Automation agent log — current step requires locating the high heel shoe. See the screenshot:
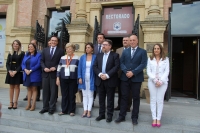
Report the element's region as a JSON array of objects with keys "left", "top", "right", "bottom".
[
  {"left": 8, "top": 102, "right": 13, "bottom": 109},
  {"left": 152, "top": 124, "right": 157, "bottom": 127},
  {"left": 30, "top": 105, "right": 35, "bottom": 111},
  {"left": 157, "top": 124, "right": 161, "bottom": 127},
  {"left": 13, "top": 102, "right": 18, "bottom": 109},
  {"left": 25, "top": 105, "right": 31, "bottom": 110}
]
